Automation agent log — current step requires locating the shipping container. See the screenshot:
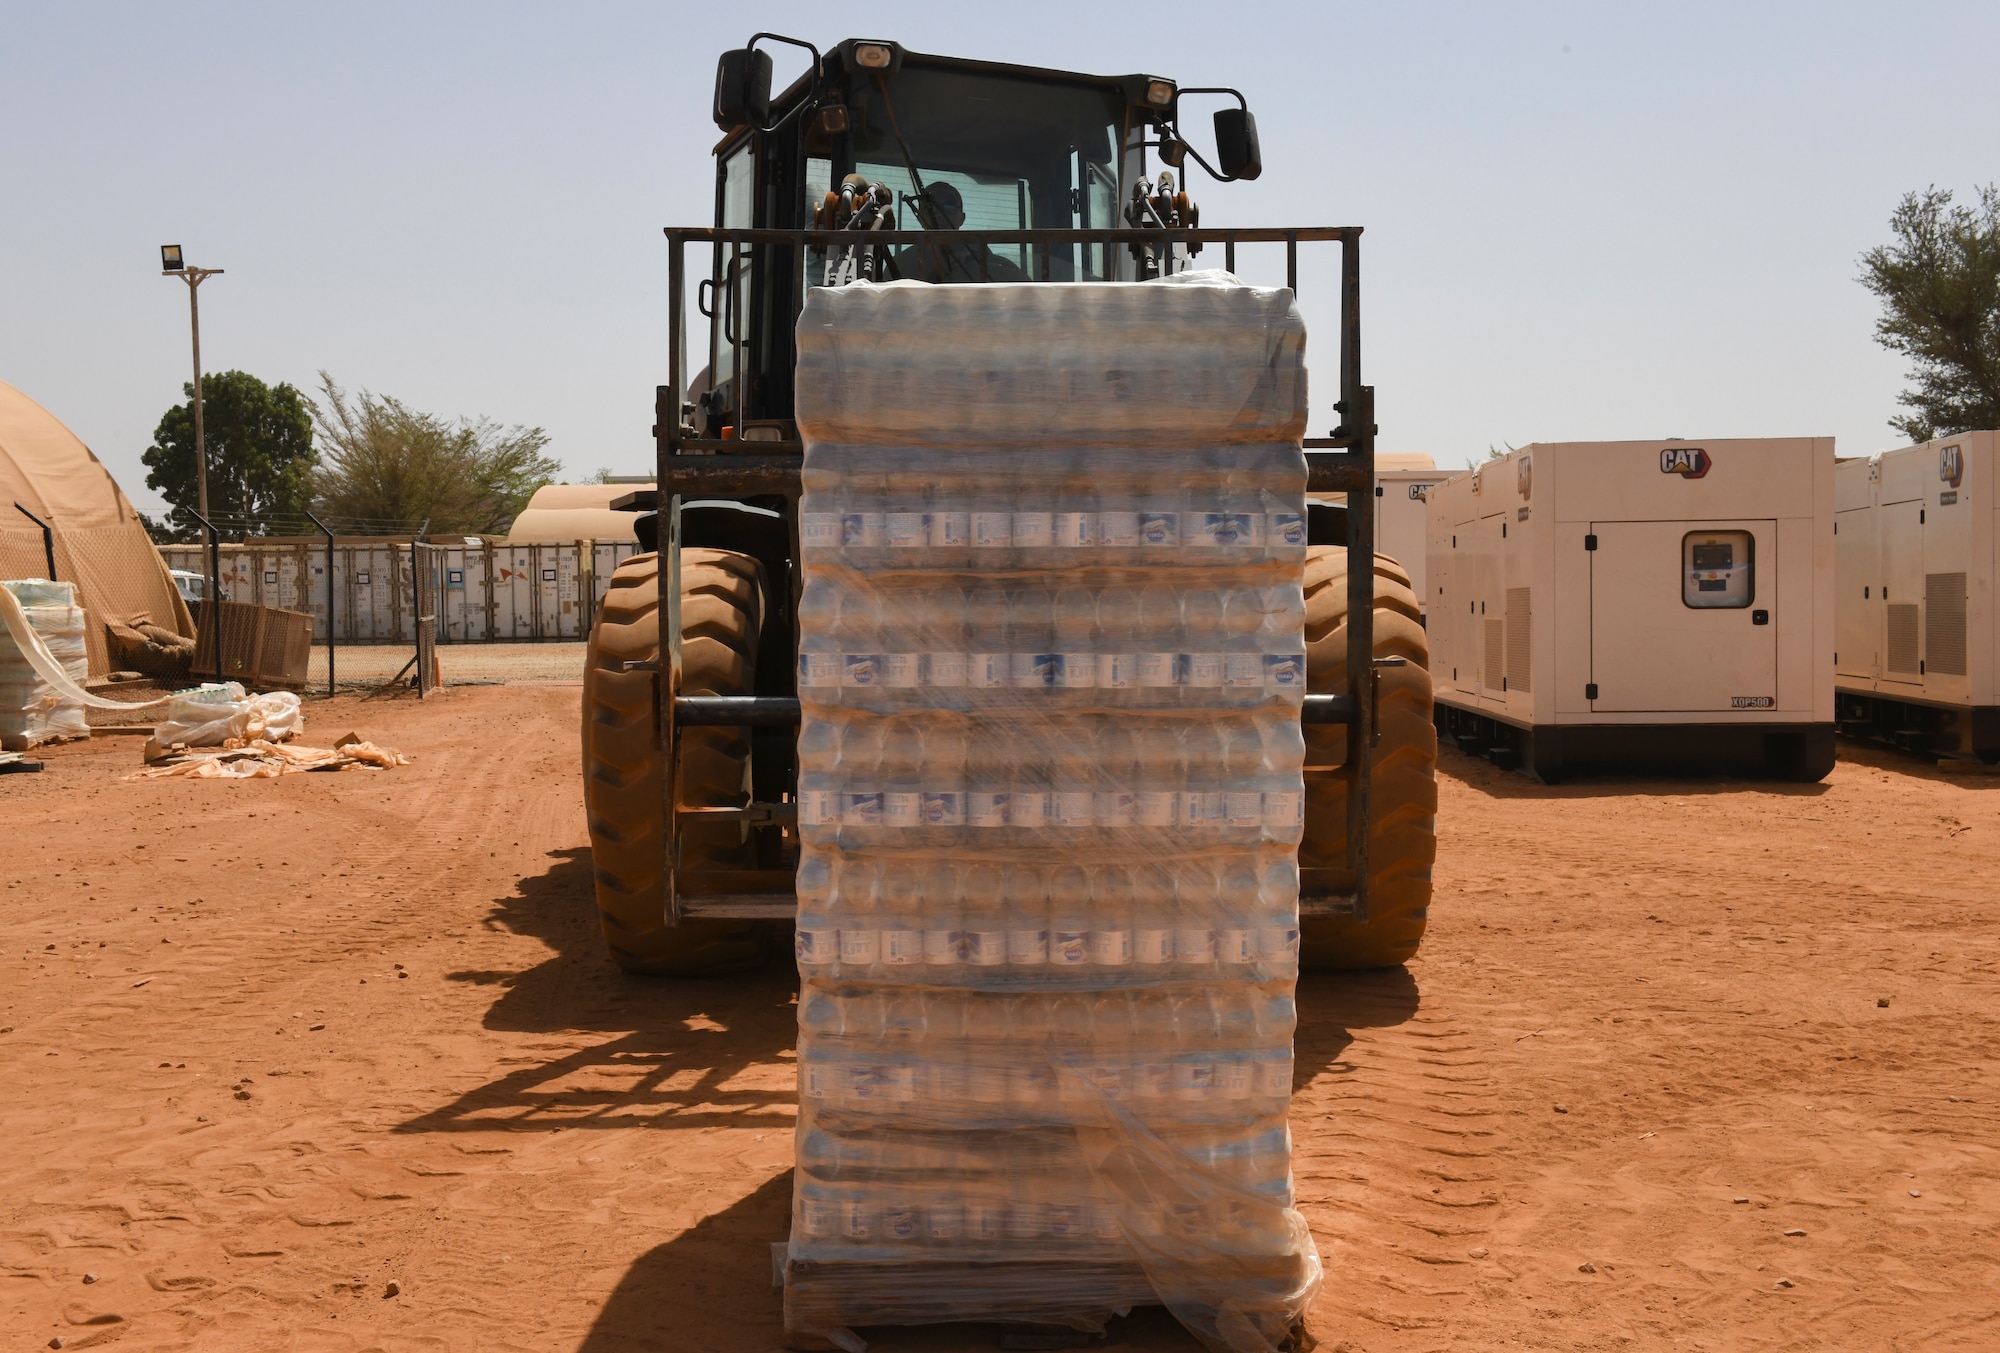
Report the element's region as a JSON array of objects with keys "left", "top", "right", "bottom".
[
  {"left": 1832, "top": 433, "right": 1998, "bottom": 762},
  {"left": 1426, "top": 438, "right": 1835, "bottom": 781},
  {"left": 1307, "top": 453, "right": 1448, "bottom": 614},
  {"left": 158, "top": 538, "right": 641, "bottom": 644}
]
